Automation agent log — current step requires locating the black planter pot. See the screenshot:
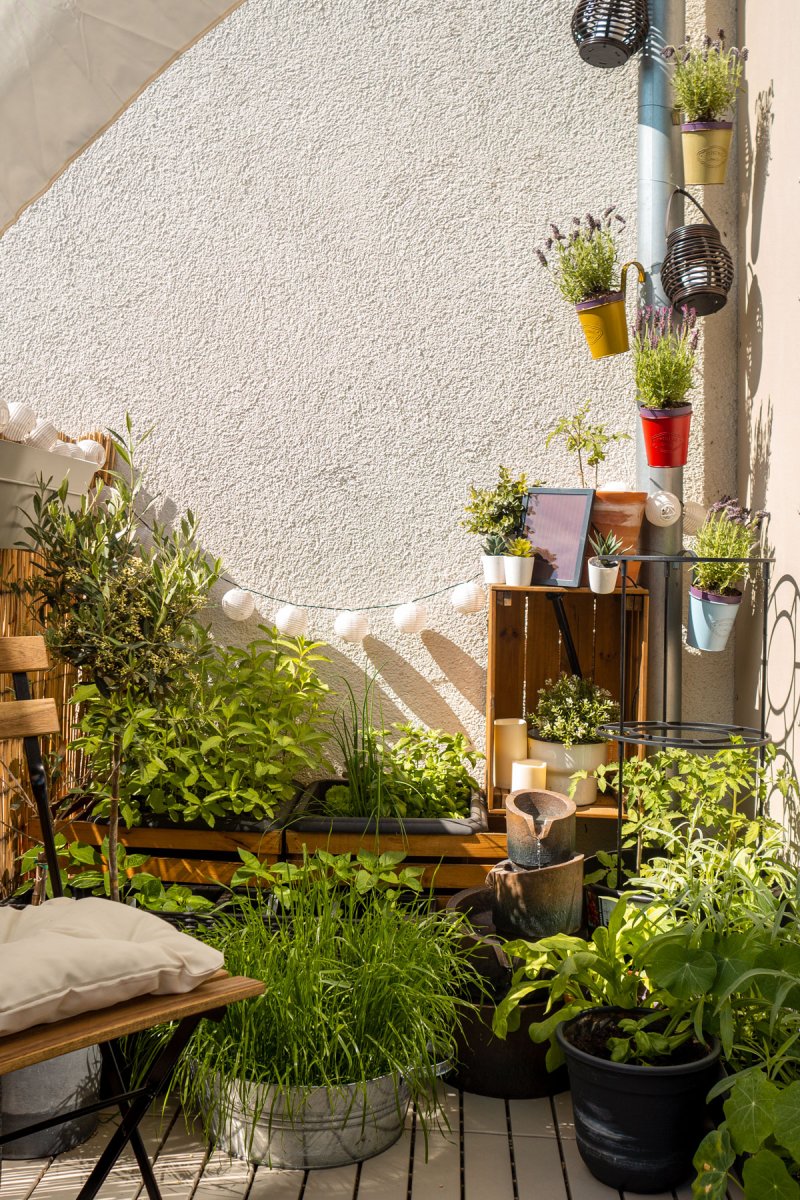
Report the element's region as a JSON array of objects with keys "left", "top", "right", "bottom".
[
  {"left": 451, "top": 999, "right": 568, "bottom": 1100},
  {"left": 557, "top": 1007, "right": 721, "bottom": 1193}
]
